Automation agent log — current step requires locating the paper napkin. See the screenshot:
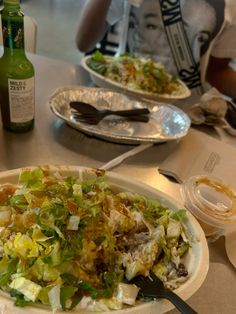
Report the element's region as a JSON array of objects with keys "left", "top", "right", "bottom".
[
  {"left": 158, "top": 128, "right": 236, "bottom": 186},
  {"left": 188, "top": 88, "right": 228, "bottom": 127}
]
